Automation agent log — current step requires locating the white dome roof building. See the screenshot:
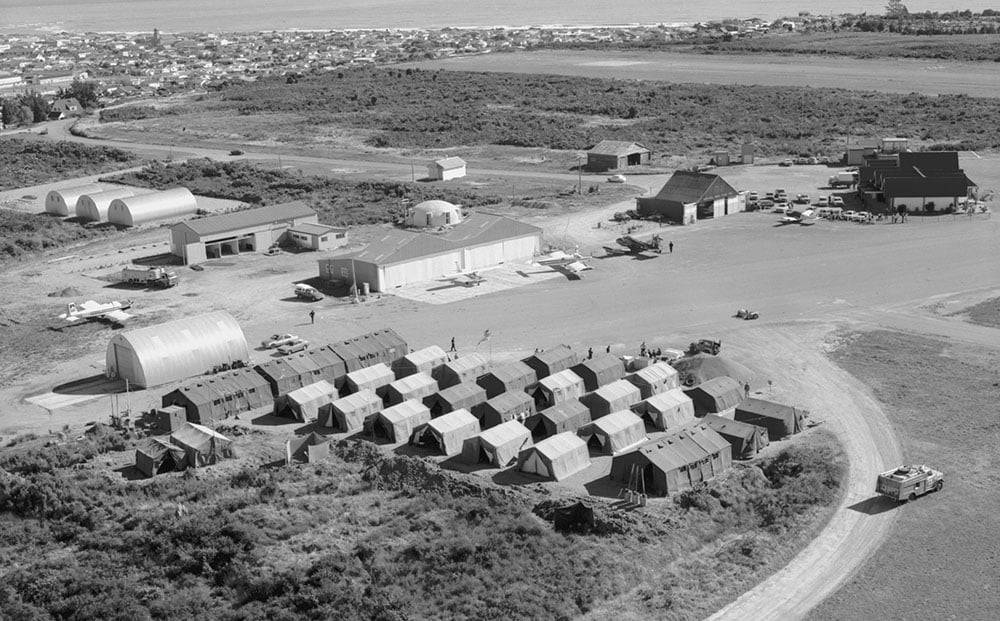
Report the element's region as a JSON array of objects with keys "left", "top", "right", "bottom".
[
  {"left": 407, "top": 200, "right": 461, "bottom": 228},
  {"left": 76, "top": 187, "right": 140, "bottom": 222},
  {"left": 45, "top": 184, "right": 104, "bottom": 216},
  {"left": 108, "top": 187, "right": 198, "bottom": 226}
]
